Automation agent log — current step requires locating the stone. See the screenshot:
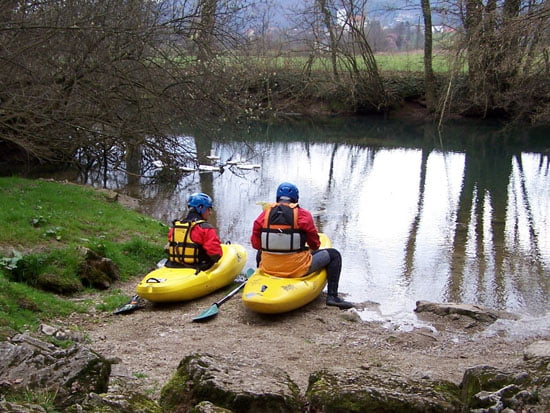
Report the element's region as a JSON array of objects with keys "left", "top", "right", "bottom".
[
  {"left": 76, "top": 247, "right": 120, "bottom": 289},
  {"left": 0, "top": 401, "right": 47, "bottom": 412},
  {"left": 39, "top": 323, "right": 86, "bottom": 343},
  {"left": 62, "top": 391, "right": 162, "bottom": 413},
  {"left": 460, "top": 365, "right": 548, "bottom": 412},
  {"left": 523, "top": 340, "right": 550, "bottom": 361},
  {"left": 192, "top": 401, "right": 234, "bottom": 413},
  {"left": 159, "top": 353, "right": 301, "bottom": 413},
  {"left": 0, "top": 334, "right": 110, "bottom": 409},
  {"left": 415, "top": 301, "right": 518, "bottom": 324},
  {"left": 306, "top": 367, "right": 461, "bottom": 412}
]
